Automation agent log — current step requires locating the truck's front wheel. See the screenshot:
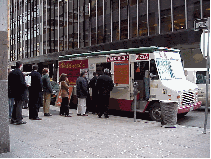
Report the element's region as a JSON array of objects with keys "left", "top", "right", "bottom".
[{"left": 149, "top": 102, "right": 161, "bottom": 122}]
